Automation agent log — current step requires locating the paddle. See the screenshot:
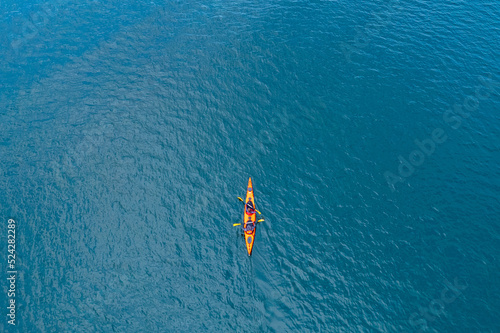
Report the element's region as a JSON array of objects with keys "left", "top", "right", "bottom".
[
  {"left": 233, "top": 219, "right": 264, "bottom": 227},
  {"left": 237, "top": 197, "right": 262, "bottom": 214}
]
